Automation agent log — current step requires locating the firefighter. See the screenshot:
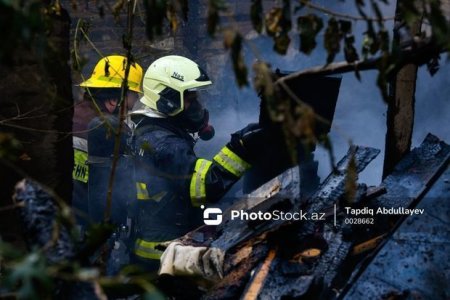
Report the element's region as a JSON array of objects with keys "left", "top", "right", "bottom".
[
  {"left": 72, "top": 55, "right": 143, "bottom": 228},
  {"left": 129, "top": 55, "right": 265, "bottom": 271}
]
